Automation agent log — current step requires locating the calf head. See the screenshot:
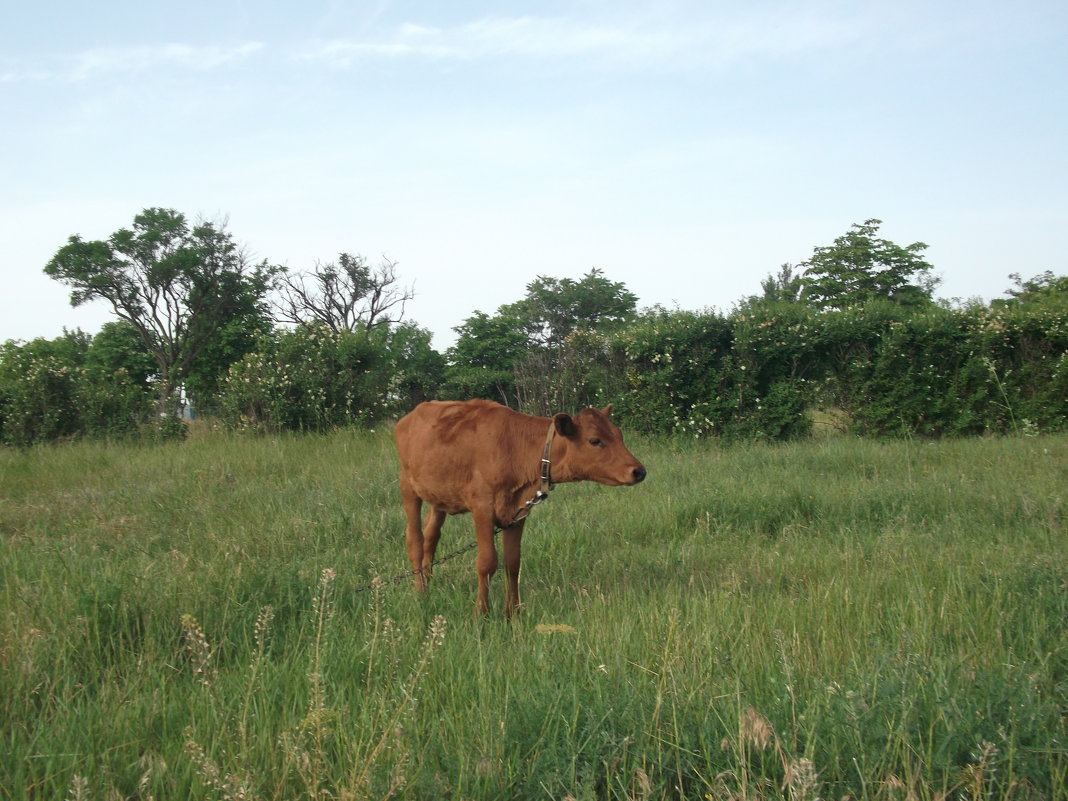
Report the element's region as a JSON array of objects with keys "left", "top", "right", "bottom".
[{"left": 553, "top": 405, "right": 646, "bottom": 487}]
